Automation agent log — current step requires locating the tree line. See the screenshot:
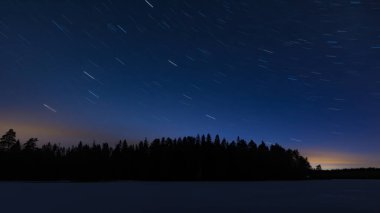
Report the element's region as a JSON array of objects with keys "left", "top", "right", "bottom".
[{"left": 0, "top": 129, "right": 312, "bottom": 181}]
